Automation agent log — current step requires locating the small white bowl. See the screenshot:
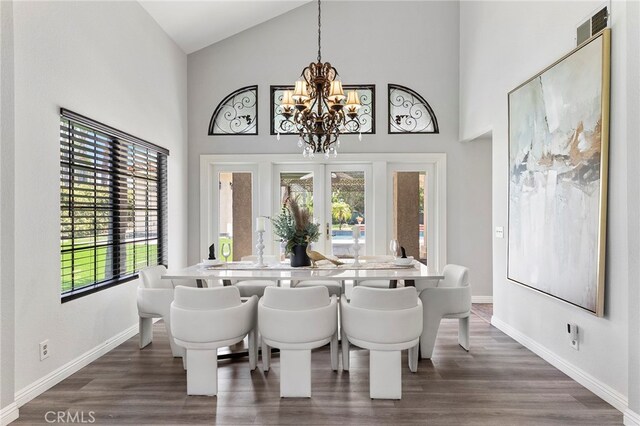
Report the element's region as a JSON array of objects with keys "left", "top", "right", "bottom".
[
  {"left": 393, "top": 257, "right": 414, "bottom": 266},
  {"left": 201, "top": 259, "right": 222, "bottom": 266}
]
